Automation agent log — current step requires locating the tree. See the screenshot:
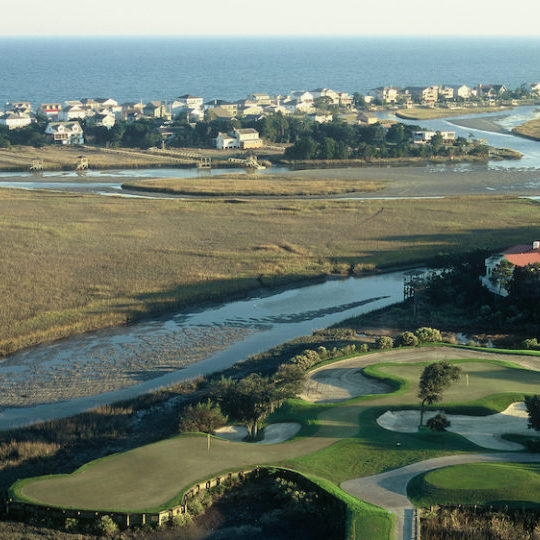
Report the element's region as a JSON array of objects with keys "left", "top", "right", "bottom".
[
  {"left": 491, "top": 259, "right": 514, "bottom": 294},
  {"left": 178, "top": 400, "right": 227, "bottom": 434},
  {"left": 212, "top": 374, "right": 280, "bottom": 440},
  {"left": 395, "top": 331, "right": 419, "bottom": 347},
  {"left": 418, "top": 360, "right": 462, "bottom": 426},
  {"left": 426, "top": 413, "right": 451, "bottom": 432},
  {"left": 525, "top": 394, "right": 540, "bottom": 431},
  {"left": 273, "top": 363, "right": 306, "bottom": 398},
  {"left": 353, "top": 92, "right": 366, "bottom": 109},
  {"left": 415, "top": 327, "right": 442, "bottom": 343},
  {"left": 375, "top": 336, "right": 394, "bottom": 350}
]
